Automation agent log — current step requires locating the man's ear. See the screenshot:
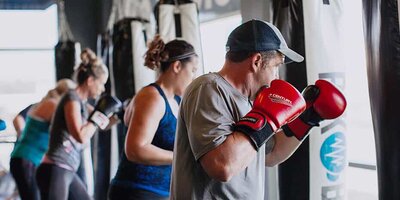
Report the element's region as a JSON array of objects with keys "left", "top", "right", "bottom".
[
  {"left": 250, "top": 53, "right": 262, "bottom": 72},
  {"left": 172, "top": 61, "right": 182, "bottom": 74}
]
